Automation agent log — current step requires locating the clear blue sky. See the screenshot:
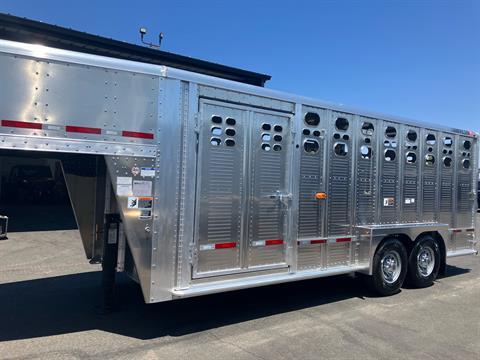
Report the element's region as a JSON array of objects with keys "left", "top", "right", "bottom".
[{"left": 1, "top": 0, "right": 479, "bottom": 133}]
